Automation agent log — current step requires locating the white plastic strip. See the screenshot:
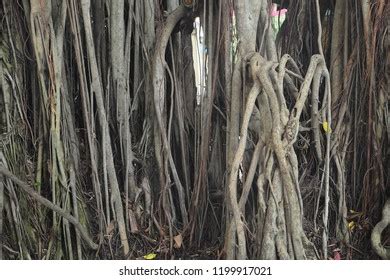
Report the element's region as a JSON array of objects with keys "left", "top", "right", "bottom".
[{"left": 0, "top": 260, "right": 388, "bottom": 280}]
